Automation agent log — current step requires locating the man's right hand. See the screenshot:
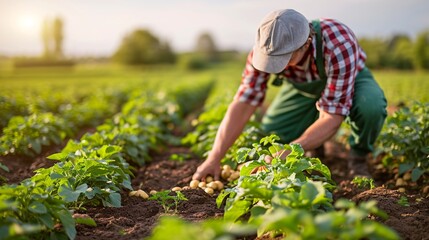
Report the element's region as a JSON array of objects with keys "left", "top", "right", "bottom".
[{"left": 192, "top": 160, "right": 221, "bottom": 181}]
